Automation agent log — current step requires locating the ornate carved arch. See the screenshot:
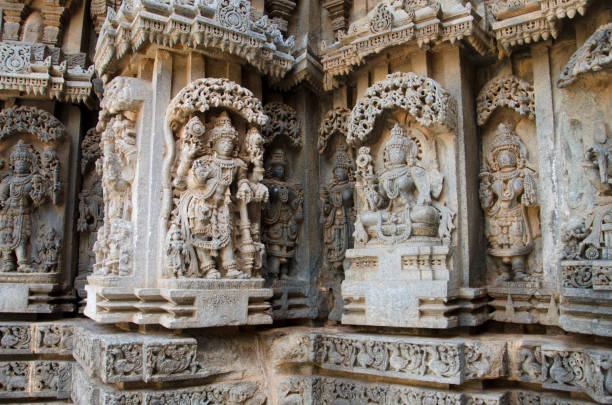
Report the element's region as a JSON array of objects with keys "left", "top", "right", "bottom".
[
  {"left": 162, "top": 78, "right": 267, "bottom": 226},
  {"left": 318, "top": 107, "right": 350, "bottom": 154},
  {"left": 262, "top": 102, "right": 302, "bottom": 148},
  {"left": 347, "top": 73, "right": 457, "bottom": 145},
  {"left": 476, "top": 75, "right": 535, "bottom": 126},
  {"left": 0, "top": 106, "right": 65, "bottom": 142},
  {"left": 558, "top": 23, "right": 612, "bottom": 88}
]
